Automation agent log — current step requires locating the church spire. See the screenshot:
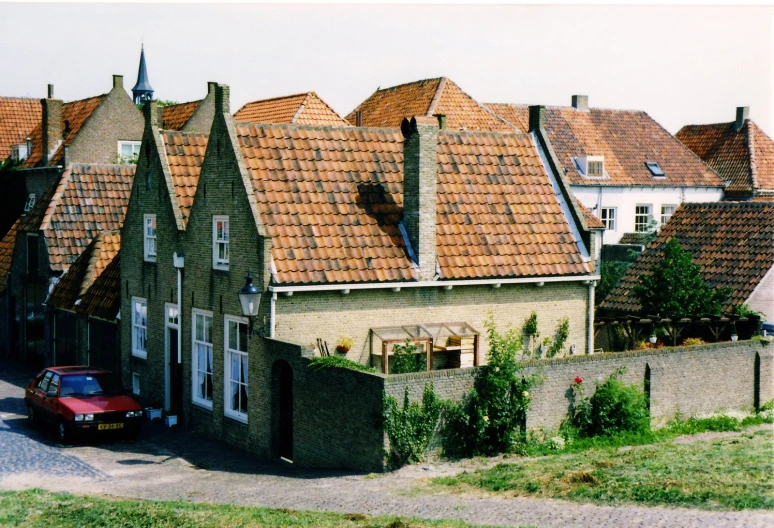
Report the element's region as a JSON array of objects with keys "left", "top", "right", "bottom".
[{"left": 132, "top": 45, "right": 154, "bottom": 104}]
